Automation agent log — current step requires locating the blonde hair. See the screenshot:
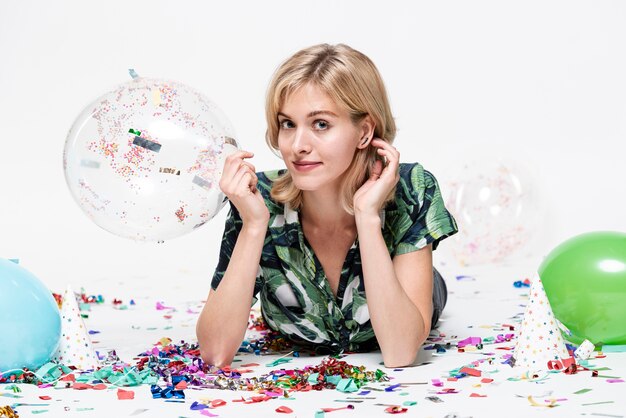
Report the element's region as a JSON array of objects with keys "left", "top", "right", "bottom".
[{"left": 265, "top": 43, "right": 397, "bottom": 214}]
